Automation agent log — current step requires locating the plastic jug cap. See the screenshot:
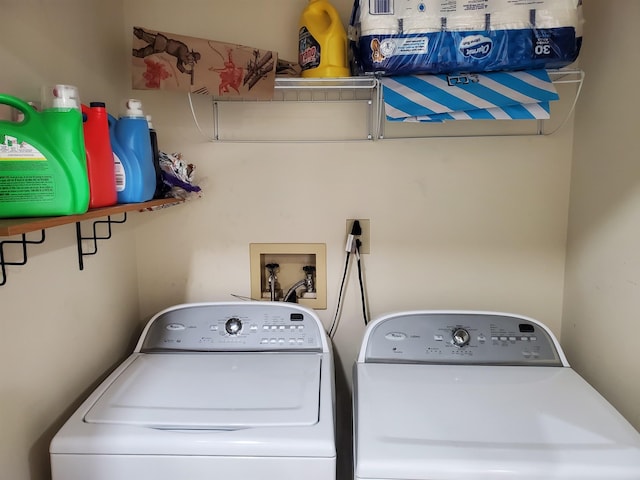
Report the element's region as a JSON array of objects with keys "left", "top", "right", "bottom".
[
  {"left": 125, "top": 99, "right": 144, "bottom": 117},
  {"left": 43, "top": 84, "right": 80, "bottom": 110}
]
